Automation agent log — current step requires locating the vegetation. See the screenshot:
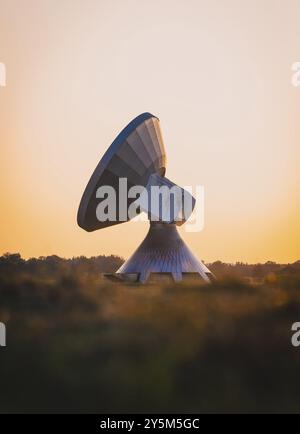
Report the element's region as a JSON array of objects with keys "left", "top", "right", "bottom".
[{"left": 0, "top": 253, "right": 300, "bottom": 413}]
